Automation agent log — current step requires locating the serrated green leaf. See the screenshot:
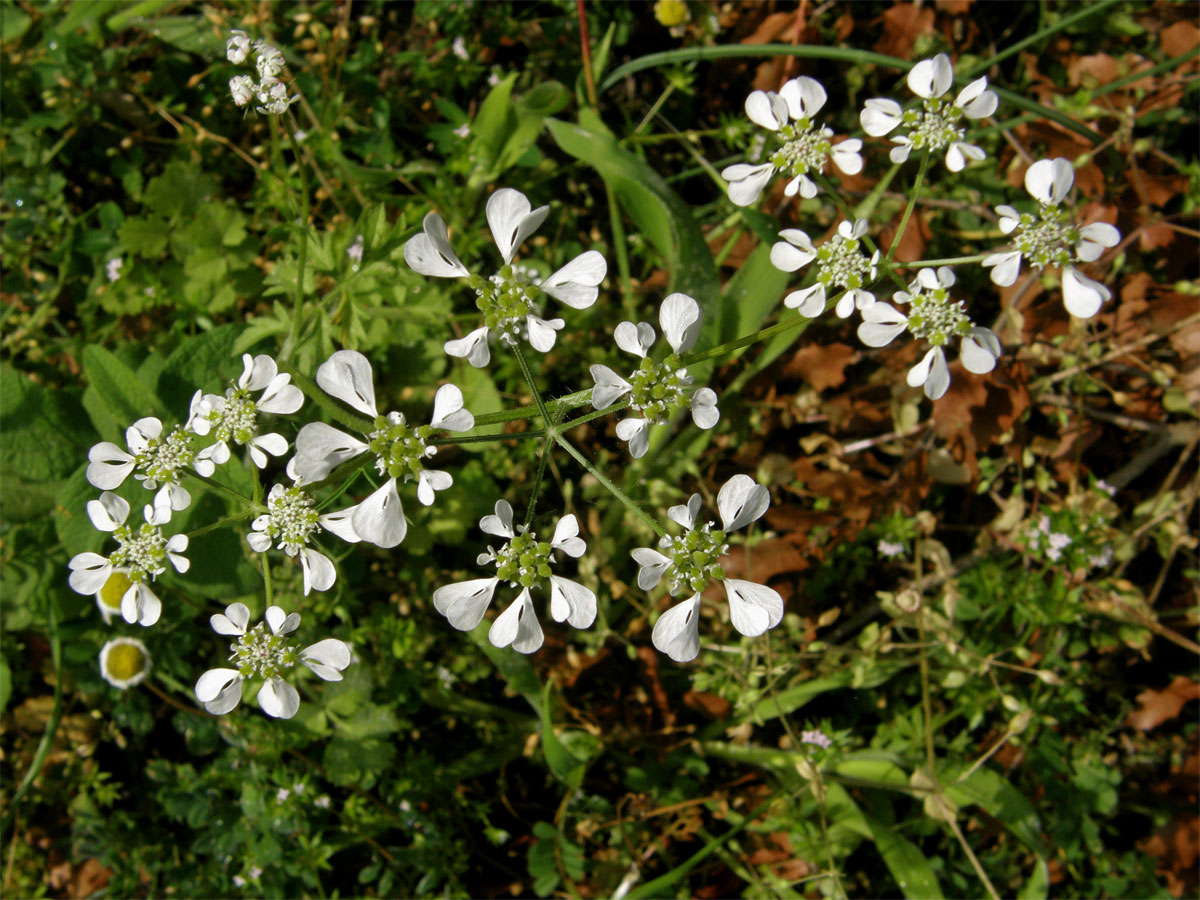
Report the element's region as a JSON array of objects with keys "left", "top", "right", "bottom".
[
  {"left": 54, "top": 464, "right": 108, "bottom": 555},
  {"left": 119, "top": 216, "right": 168, "bottom": 258},
  {"left": 322, "top": 736, "right": 395, "bottom": 789},
  {"left": 82, "top": 345, "right": 166, "bottom": 438}
]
